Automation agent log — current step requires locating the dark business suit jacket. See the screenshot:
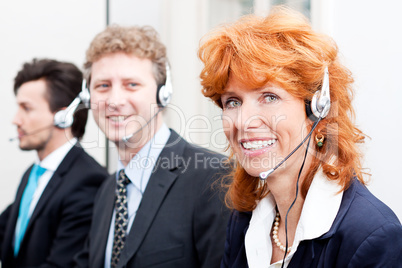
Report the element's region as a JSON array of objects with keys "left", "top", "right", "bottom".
[
  {"left": 222, "top": 179, "right": 402, "bottom": 268},
  {"left": 0, "top": 144, "right": 108, "bottom": 268},
  {"left": 74, "top": 130, "right": 230, "bottom": 268}
]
